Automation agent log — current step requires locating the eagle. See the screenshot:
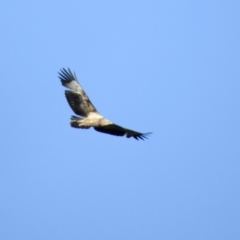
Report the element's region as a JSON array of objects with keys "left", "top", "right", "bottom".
[{"left": 59, "top": 68, "right": 151, "bottom": 140}]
